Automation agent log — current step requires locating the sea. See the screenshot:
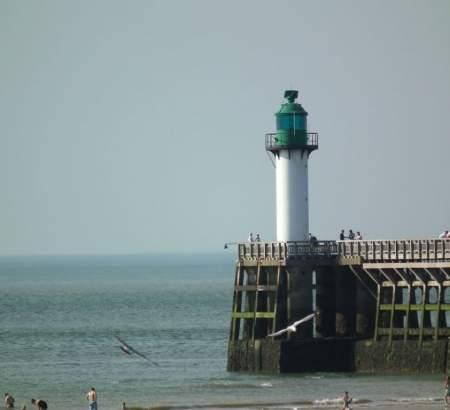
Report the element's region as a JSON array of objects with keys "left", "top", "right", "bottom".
[{"left": 0, "top": 253, "right": 445, "bottom": 410}]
